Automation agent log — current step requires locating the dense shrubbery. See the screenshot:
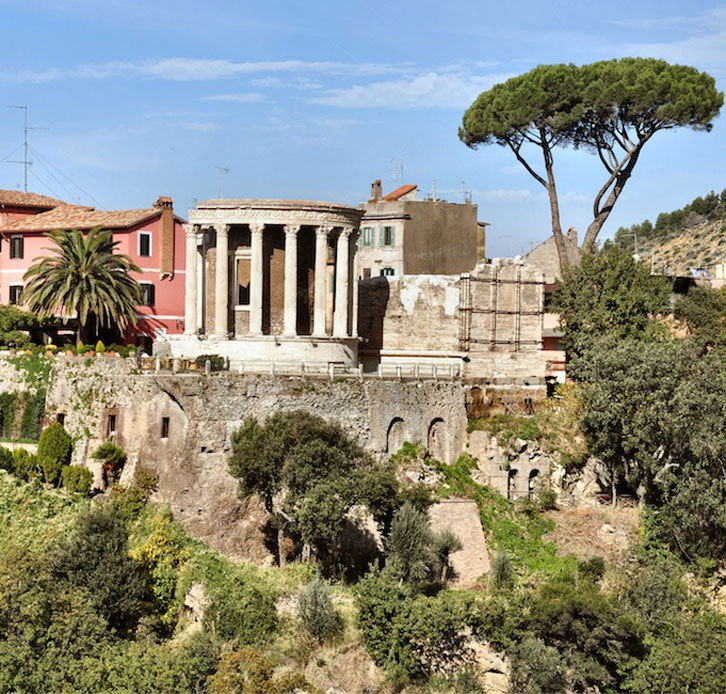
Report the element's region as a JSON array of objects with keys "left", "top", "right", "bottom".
[
  {"left": 296, "top": 577, "right": 342, "bottom": 642},
  {"left": 229, "top": 410, "right": 399, "bottom": 571},
  {"left": 356, "top": 567, "right": 471, "bottom": 684}
]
